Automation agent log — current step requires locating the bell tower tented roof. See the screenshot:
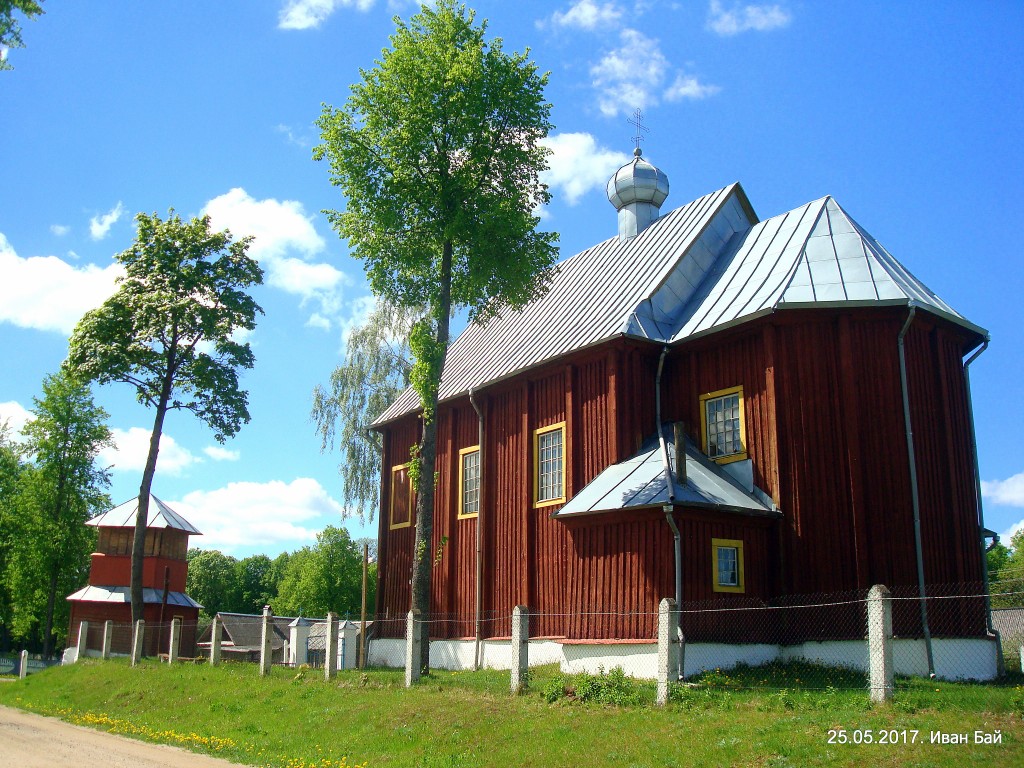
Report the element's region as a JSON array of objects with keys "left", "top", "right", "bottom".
[{"left": 87, "top": 494, "right": 201, "bottom": 535}]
